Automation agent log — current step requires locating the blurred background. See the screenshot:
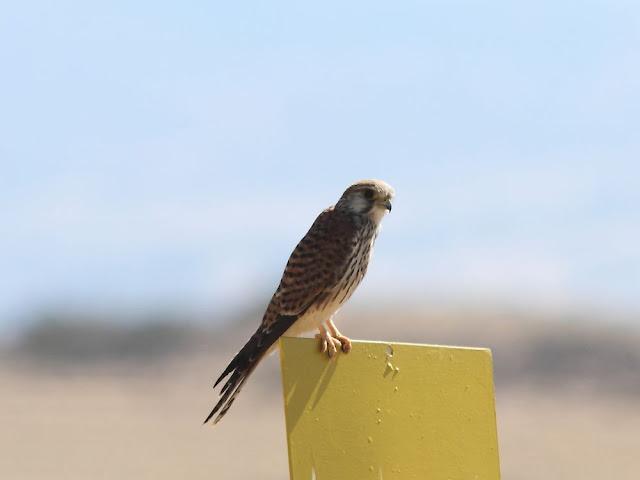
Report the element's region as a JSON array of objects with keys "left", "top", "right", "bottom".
[{"left": 1, "top": 1, "right": 639, "bottom": 478}]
